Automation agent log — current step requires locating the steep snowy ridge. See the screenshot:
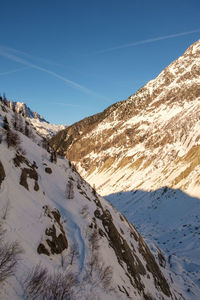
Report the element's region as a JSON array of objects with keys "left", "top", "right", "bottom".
[
  {"left": 6, "top": 100, "right": 65, "bottom": 138},
  {"left": 0, "top": 100, "right": 182, "bottom": 299}
]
